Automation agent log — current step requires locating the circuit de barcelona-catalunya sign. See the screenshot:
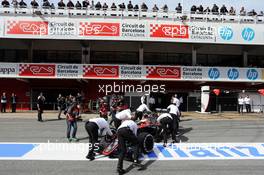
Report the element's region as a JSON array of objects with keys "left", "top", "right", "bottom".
[{"left": 0, "top": 63, "right": 264, "bottom": 82}]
